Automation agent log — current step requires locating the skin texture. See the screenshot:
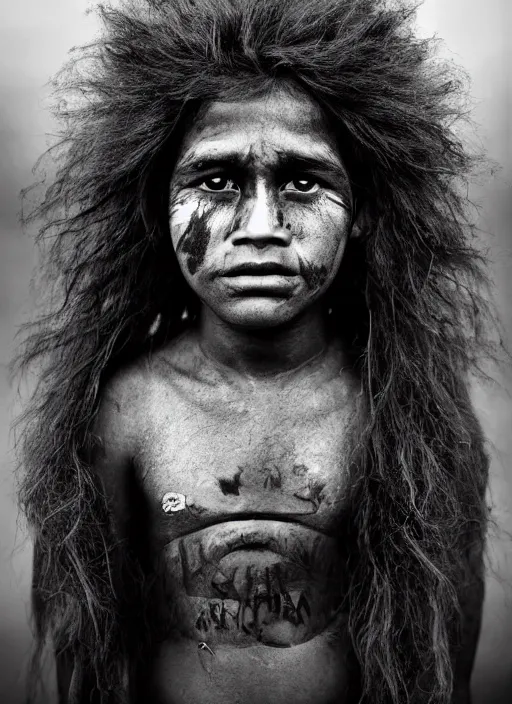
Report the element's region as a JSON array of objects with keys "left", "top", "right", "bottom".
[
  {"left": 168, "top": 88, "right": 355, "bottom": 334},
  {"left": 18, "top": 3, "right": 490, "bottom": 703},
  {"left": 95, "top": 331, "right": 360, "bottom": 704},
  {"left": 58, "top": 86, "right": 483, "bottom": 704},
  {"left": 82, "top": 88, "right": 364, "bottom": 703}
]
